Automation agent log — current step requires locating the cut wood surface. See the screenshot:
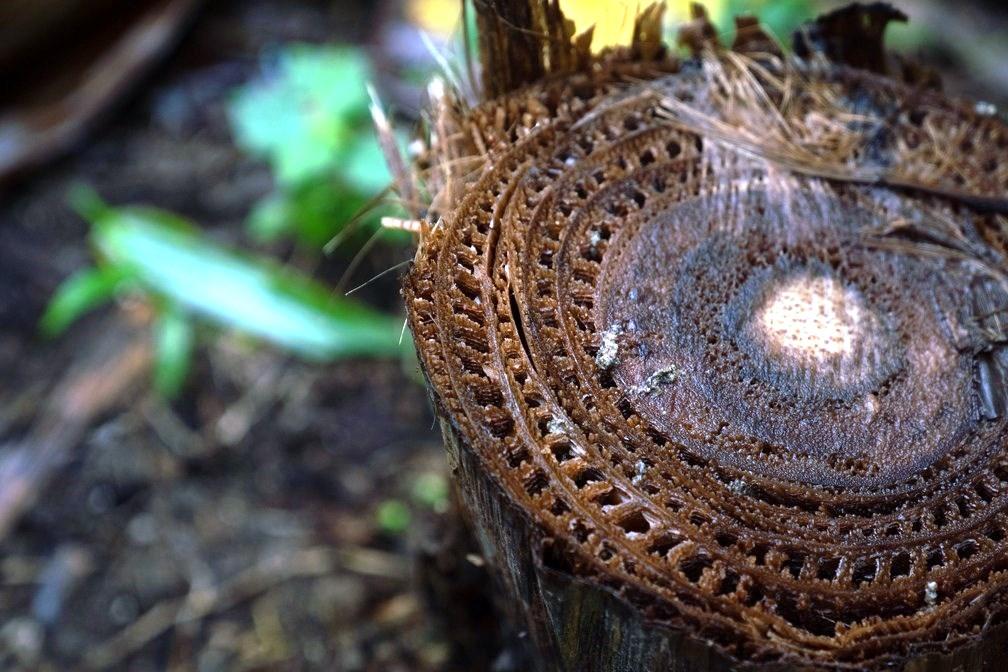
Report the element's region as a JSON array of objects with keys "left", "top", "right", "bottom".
[{"left": 405, "top": 2, "right": 1008, "bottom": 670}]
